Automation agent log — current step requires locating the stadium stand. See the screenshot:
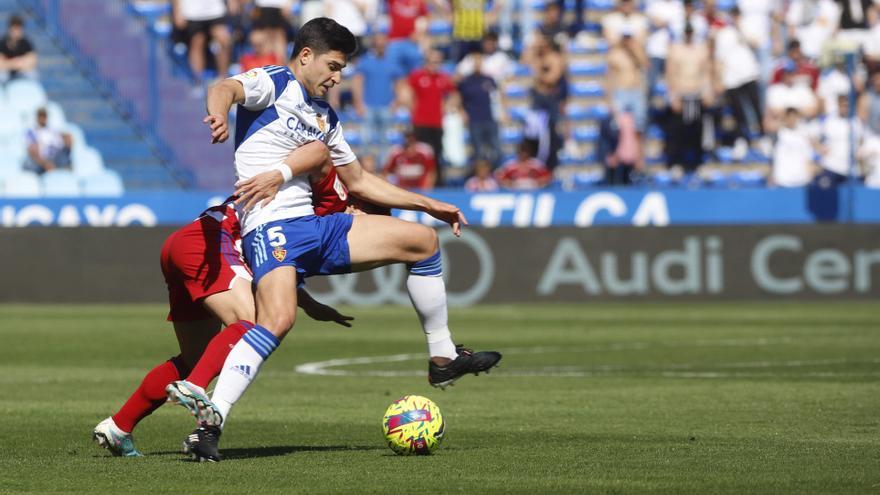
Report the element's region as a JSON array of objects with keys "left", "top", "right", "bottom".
[{"left": 2, "top": 0, "right": 875, "bottom": 192}]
